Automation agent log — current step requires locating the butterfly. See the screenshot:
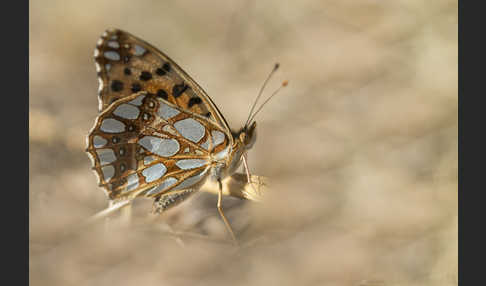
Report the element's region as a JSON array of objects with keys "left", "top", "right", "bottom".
[{"left": 86, "top": 29, "right": 285, "bottom": 241}]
